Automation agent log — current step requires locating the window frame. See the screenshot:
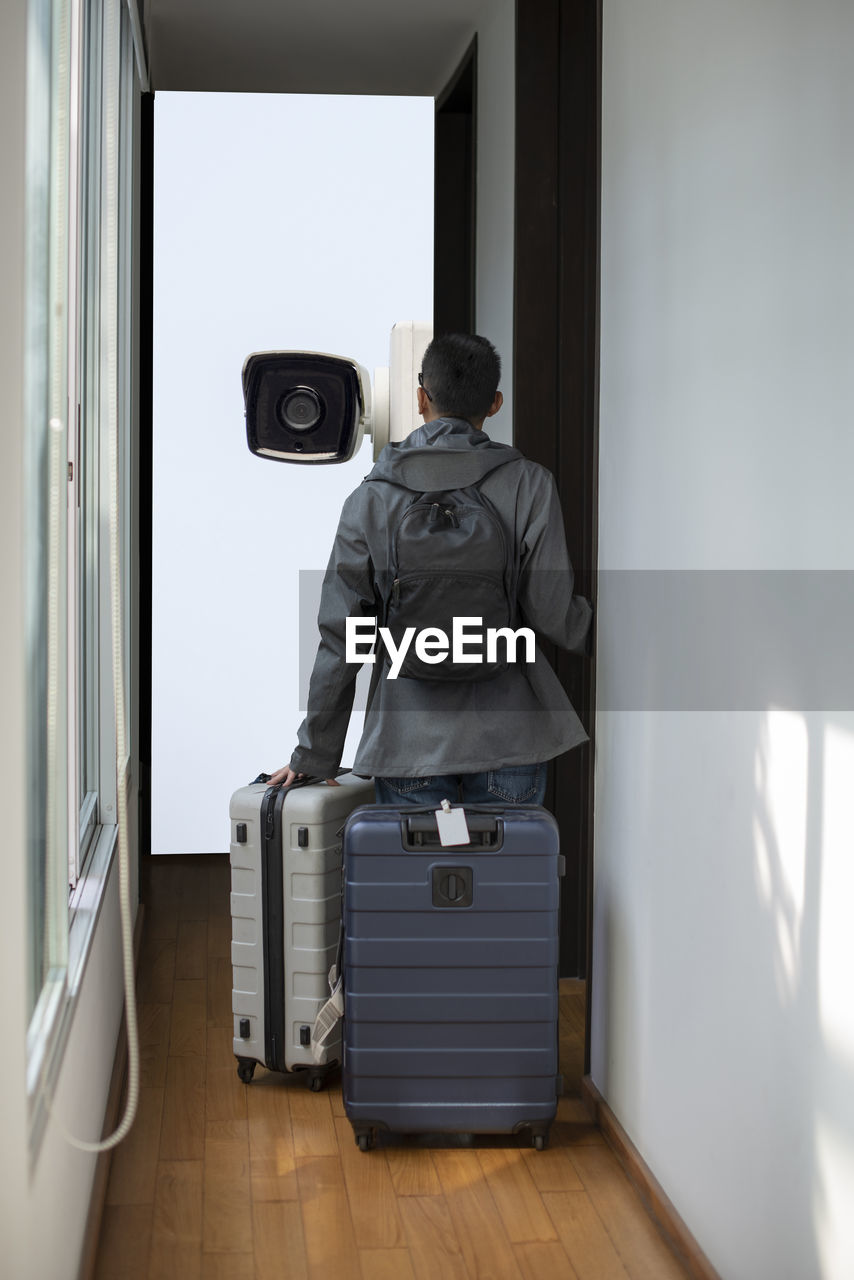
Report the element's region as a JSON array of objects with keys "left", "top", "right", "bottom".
[{"left": 26, "top": 0, "right": 138, "bottom": 1159}]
